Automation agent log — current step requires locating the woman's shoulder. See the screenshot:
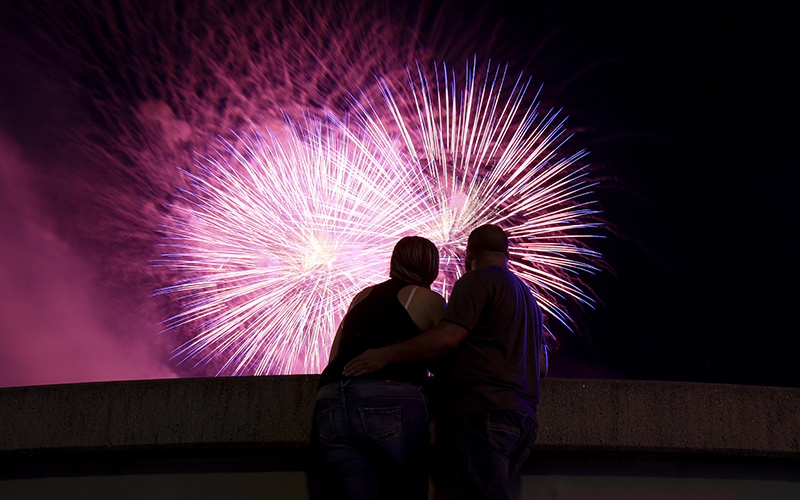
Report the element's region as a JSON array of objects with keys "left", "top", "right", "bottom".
[
  {"left": 416, "top": 286, "right": 445, "bottom": 302},
  {"left": 414, "top": 287, "right": 446, "bottom": 312},
  {"left": 413, "top": 287, "right": 446, "bottom": 329}
]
